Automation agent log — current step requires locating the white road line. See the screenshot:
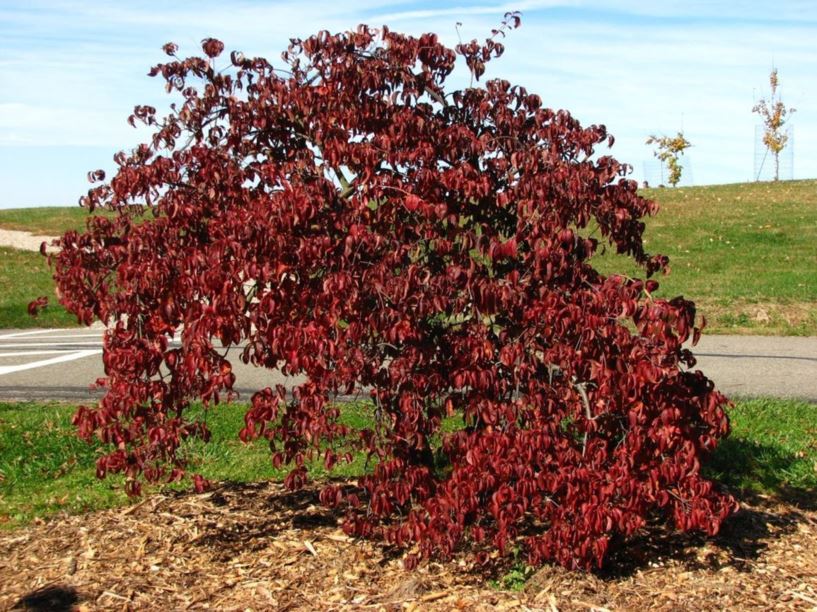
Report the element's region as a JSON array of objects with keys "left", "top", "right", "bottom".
[
  {"left": 0, "top": 350, "right": 86, "bottom": 357},
  {"left": 6, "top": 333, "right": 104, "bottom": 339},
  {"left": 0, "top": 329, "right": 78, "bottom": 339},
  {"left": 0, "top": 349, "right": 102, "bottom": 376},
  {"left": 0, "top": 342, "right": 104, "bottom": 348},
  {"left": 0, "top": 341, "right": 181, "bottom": 347}
]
